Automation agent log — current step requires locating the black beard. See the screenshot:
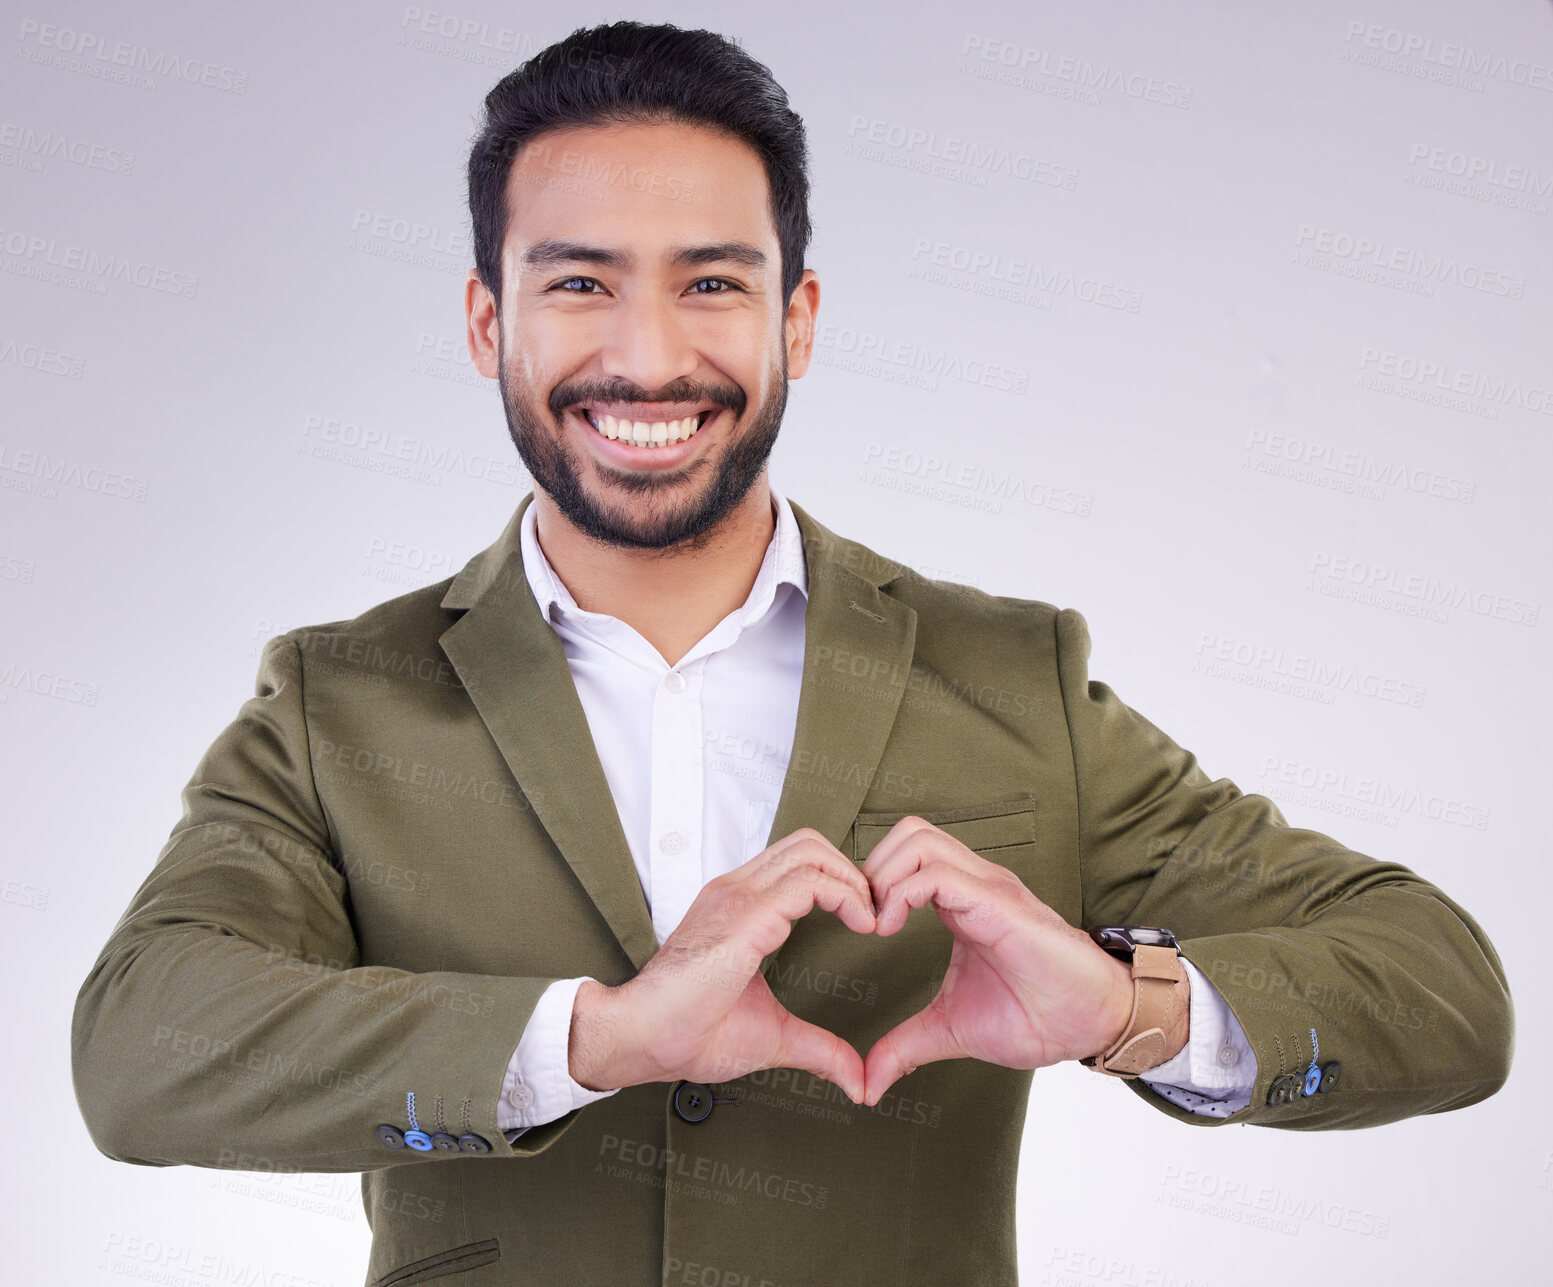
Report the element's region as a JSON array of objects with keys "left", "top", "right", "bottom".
[{"left": 498, "top": 344, "right": 788, "bottom": 553}]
